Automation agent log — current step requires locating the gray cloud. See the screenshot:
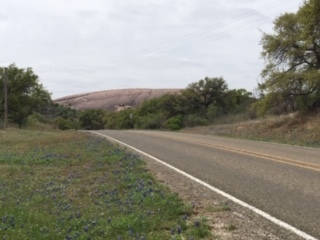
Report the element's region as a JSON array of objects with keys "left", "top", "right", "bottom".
[
  {"left": 0, "top": 0, "right": 301, "bottom": 98},
  {"left": 0, "top": 12, "right": 7, "bottom": 21}
]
